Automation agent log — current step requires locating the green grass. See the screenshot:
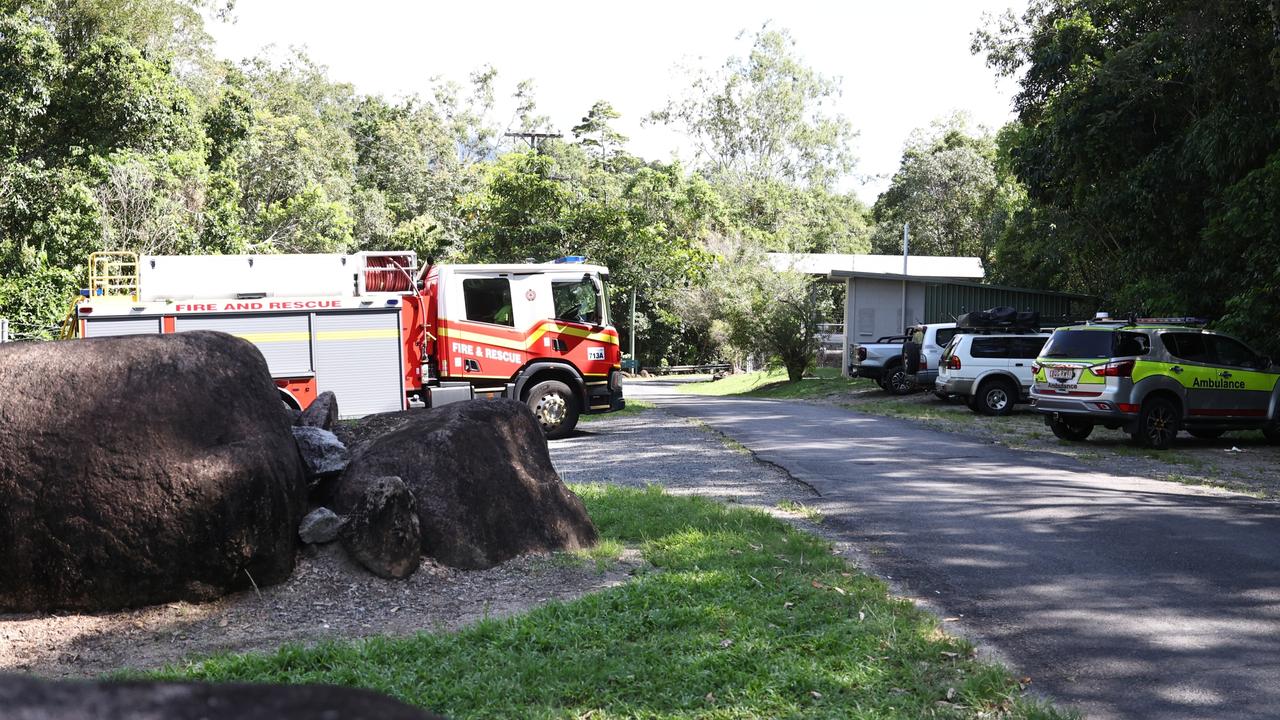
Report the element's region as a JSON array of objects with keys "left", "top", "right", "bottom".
[
  {"left": 543, "top": 538, "right": 629, "bottom": 573},
  {"left": 685, "top": 367, "right": 876, "bottom": 399},
  {"left": 845, "top": 398, "right": 956, "bottom": 423},
  {"left": 1161, "top": 473, "right": 1265, "bottom": 498},
  {"left": 581, "top": 399, "right": 656, "bottom": 422},
  {"left": 776, "top": 499, "right": 824, "bottom": 523},
  {"left": 142, "top": 485, "right": 1067, "bottom": 719}
]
